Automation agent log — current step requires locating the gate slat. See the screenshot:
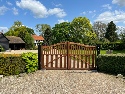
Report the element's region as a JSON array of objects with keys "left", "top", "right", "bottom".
[
  {"left": 81, "top": 55, "right": 83, "bottom": 68},
  {"left": 55, "top": 55, "right": 58, "bottom": 68},
  {"left": 77, "top": 55, "right": 79, "bottom": 68},
  {"left": 60, "top": 55, "right": 62, "bottom": 68},
  {"left": 85, "top": 55, "right": 87, "bottom": 68},
  {"left": 73, "top": 55, "right": 75, "bottom": 68},
  {"left": 46, "top": 55, "right": 49, "bottom": 67},
  {"left": 51, "top": 55, "right": 53, "bottom": 67}
]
